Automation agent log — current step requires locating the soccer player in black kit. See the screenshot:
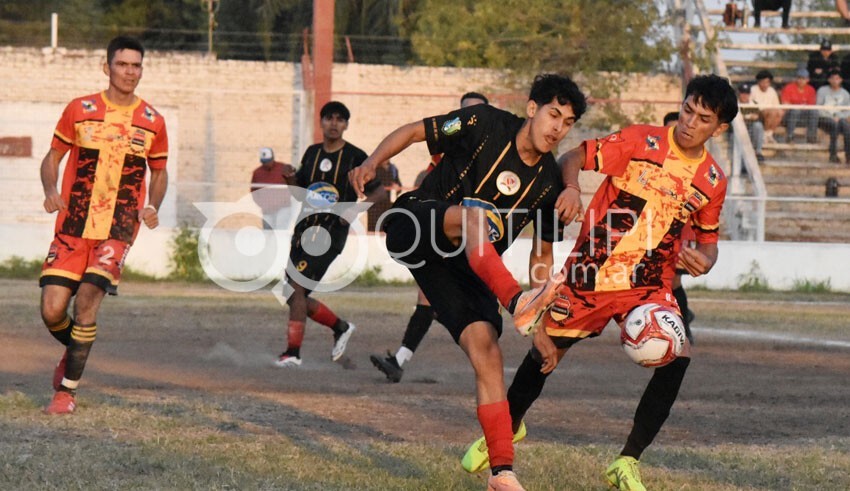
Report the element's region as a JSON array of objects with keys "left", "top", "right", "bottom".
[
  {"left": 350, "top": 74, "right": 586, "bottom": 491},
  {"left": 275, "top": 101, "right": 367, "bottom": 367}
]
